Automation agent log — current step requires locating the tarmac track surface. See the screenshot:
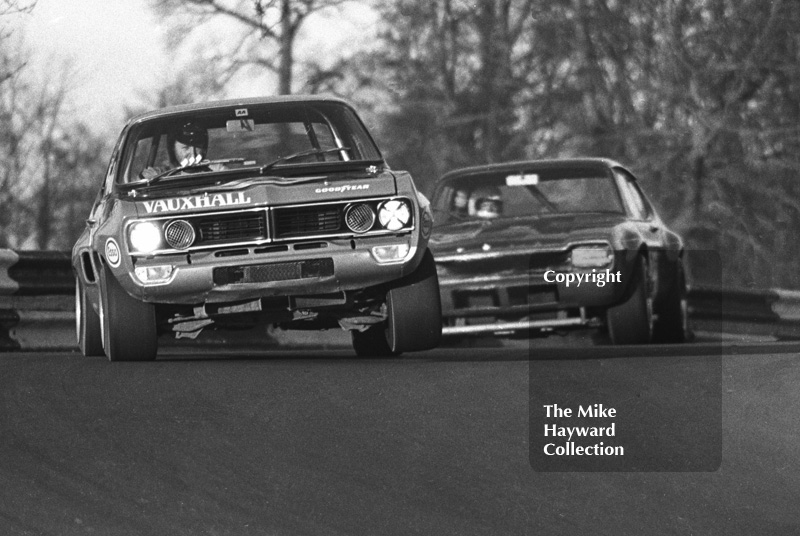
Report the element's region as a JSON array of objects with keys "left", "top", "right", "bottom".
[{"left": 1, "top": 338, "right": 799, "bottom": 535}]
